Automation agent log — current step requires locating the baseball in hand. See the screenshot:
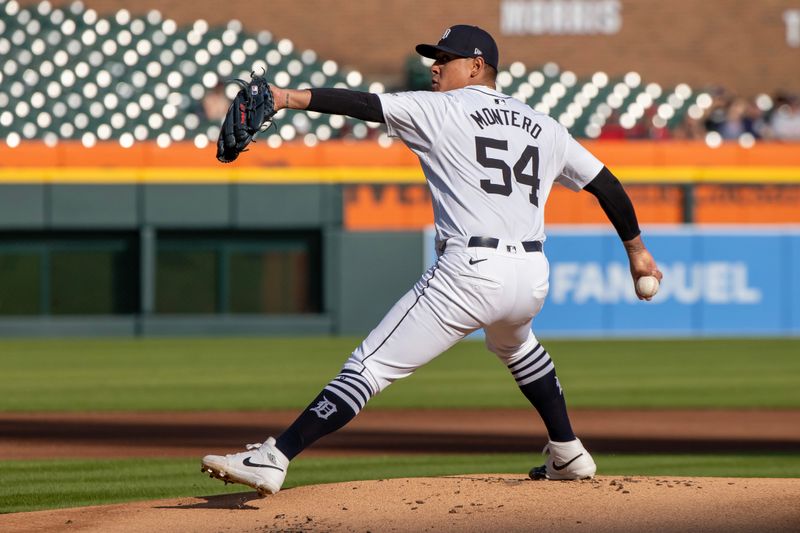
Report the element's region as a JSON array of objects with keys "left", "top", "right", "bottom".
[{"left": 636, "top": 275, "right": 660, "bottom": 298}]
